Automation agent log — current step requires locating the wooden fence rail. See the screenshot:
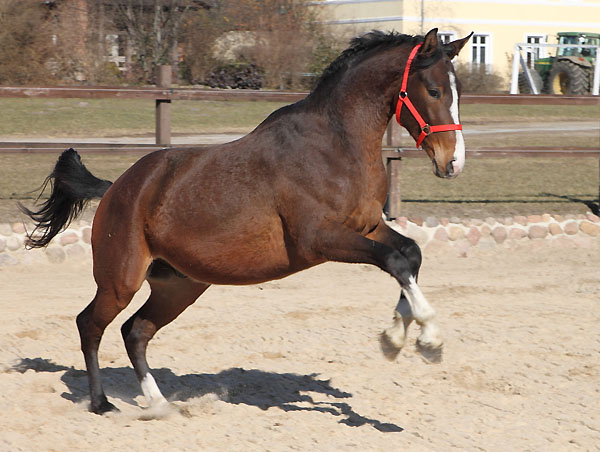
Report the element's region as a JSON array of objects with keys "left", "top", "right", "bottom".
[
  {"left": 1, "top": 86, "right": 598, "bottom": 104},
  {"left": 1, "top": 142, "right": 597, "bottom": 219}
]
